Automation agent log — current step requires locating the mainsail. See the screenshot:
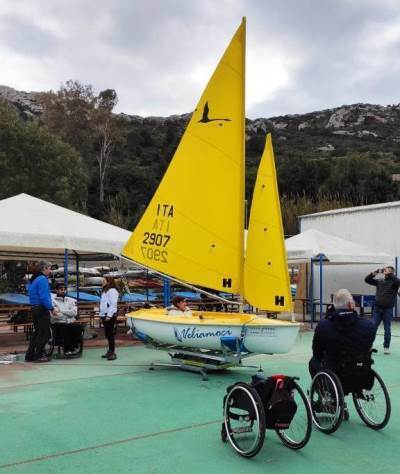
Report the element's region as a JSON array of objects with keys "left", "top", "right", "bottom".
[
  {"left": 123, "top": 20, "right": 246, "bottom": 293},
  {"left": 243, "top": 134, "right": 292, "bottom": 311}
]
